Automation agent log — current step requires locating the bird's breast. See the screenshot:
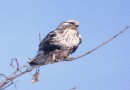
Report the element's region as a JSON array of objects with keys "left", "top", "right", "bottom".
[{"left": 57, "top": 29, "right": 81, "bottom": 46}]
